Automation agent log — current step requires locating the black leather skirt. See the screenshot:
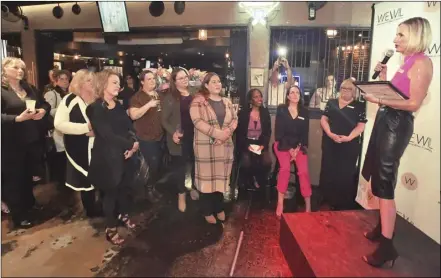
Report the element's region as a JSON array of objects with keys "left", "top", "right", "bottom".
[{"left": 361, "top": 106, "right": 414, "bottom": 199}]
